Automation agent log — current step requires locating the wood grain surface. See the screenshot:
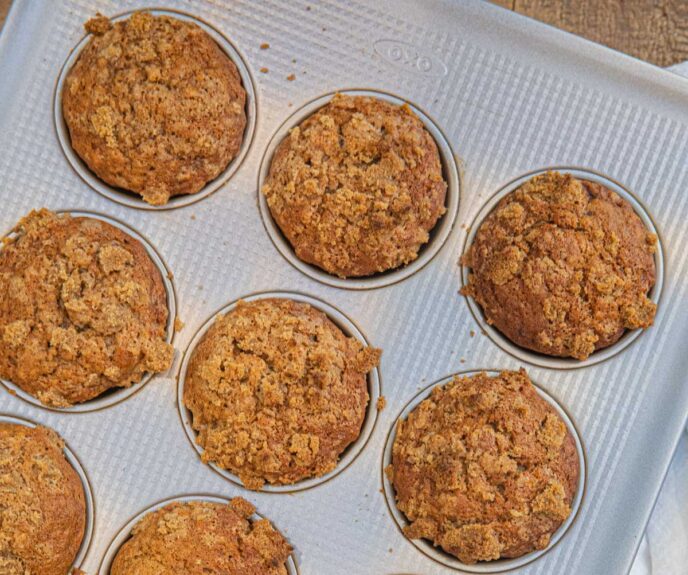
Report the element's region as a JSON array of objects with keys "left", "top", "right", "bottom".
[
  {"left": 0, "top": 0, "right": 10, "bottom": 30},
  {"left": 0, "top": 0, "right": 687, "bottom": 66},
  {"left": 507, "top": 0, "right": 688, "bottom": 66}
]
